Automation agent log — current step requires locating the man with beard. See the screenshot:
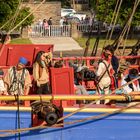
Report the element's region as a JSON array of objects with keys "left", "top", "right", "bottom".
[{"left": 4, "top": 57, "right": 31, "bottom": 96}]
